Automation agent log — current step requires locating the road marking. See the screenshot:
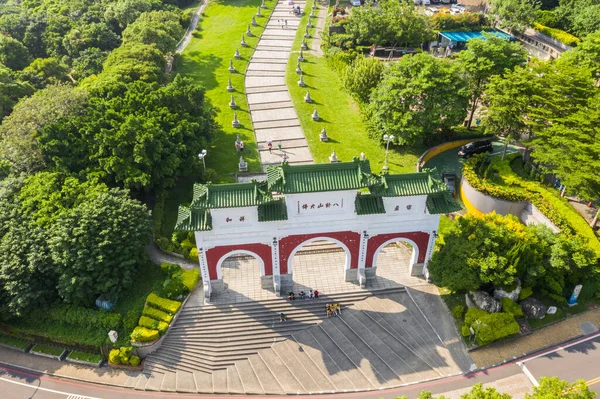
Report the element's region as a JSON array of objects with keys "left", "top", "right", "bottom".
[
  {"left": 518, "top": 363, "right": 539, "bottom": 387},
  {"left": 520, "top": 331, "right": 600, "bottom": 363},
  {"left": 587, "top": 376, "right": 600, "bottom": 386},
  {"left": 0, "top": 376, "right": 100, "bottom": 399},
  {"left": 490, "top": 149, "right": 519, "bottom": 157}
]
